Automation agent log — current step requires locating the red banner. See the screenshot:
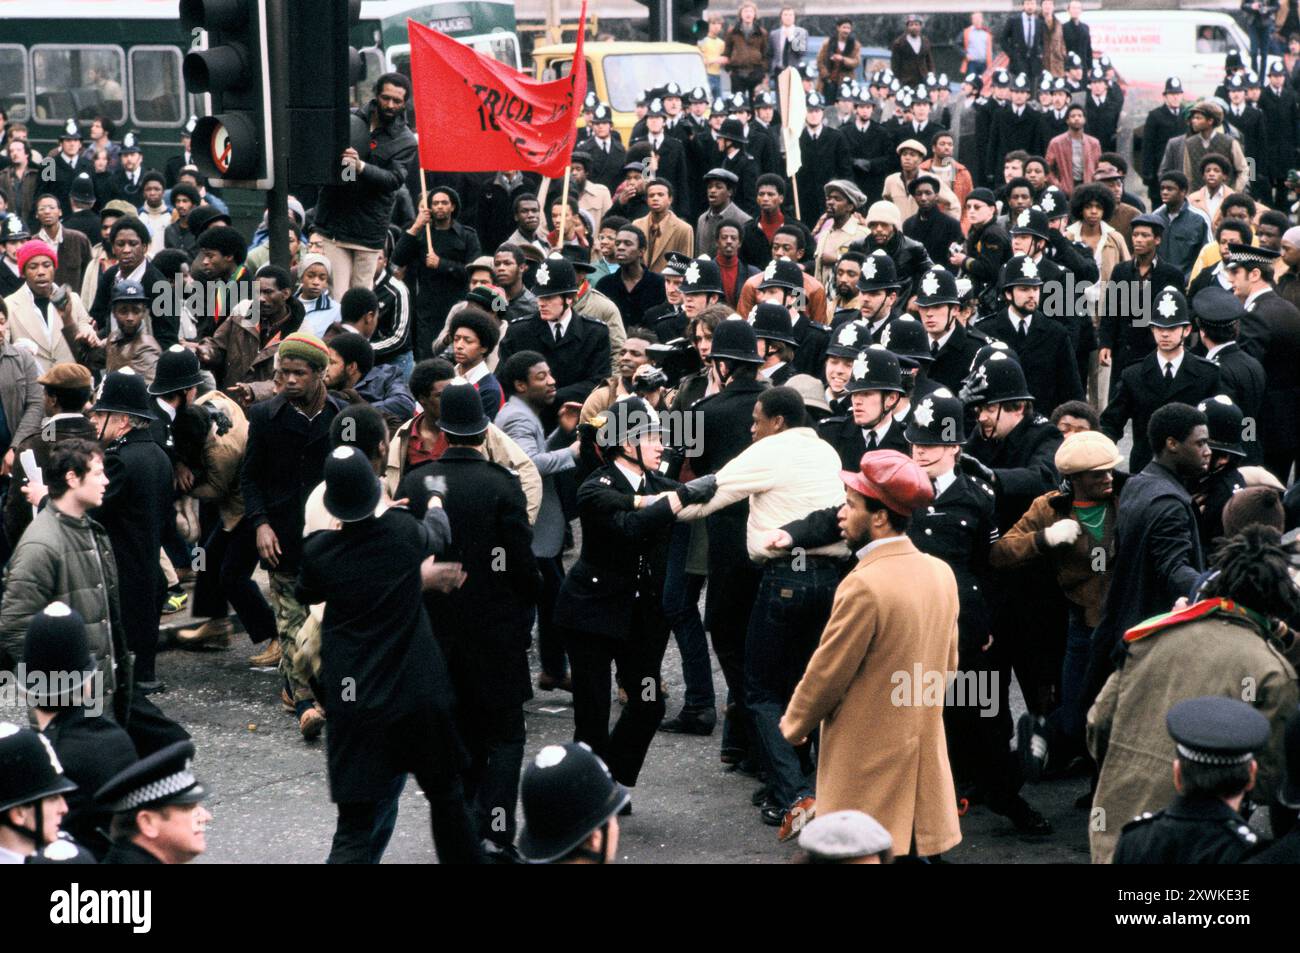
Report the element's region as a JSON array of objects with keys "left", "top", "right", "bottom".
[{"left": 407, "top": 9, "right": 587, "bottom": 178}]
